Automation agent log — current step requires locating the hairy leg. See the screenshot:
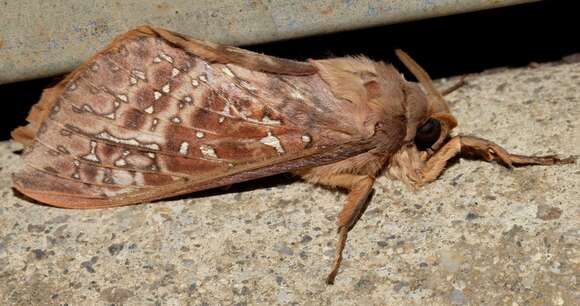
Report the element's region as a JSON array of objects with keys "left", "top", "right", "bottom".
[
  {"left": 299, "top": 172, "right": 375, "bottom": 284},
  {"left": 420, "top": 135, "right": 575, "bottom": 184}
]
